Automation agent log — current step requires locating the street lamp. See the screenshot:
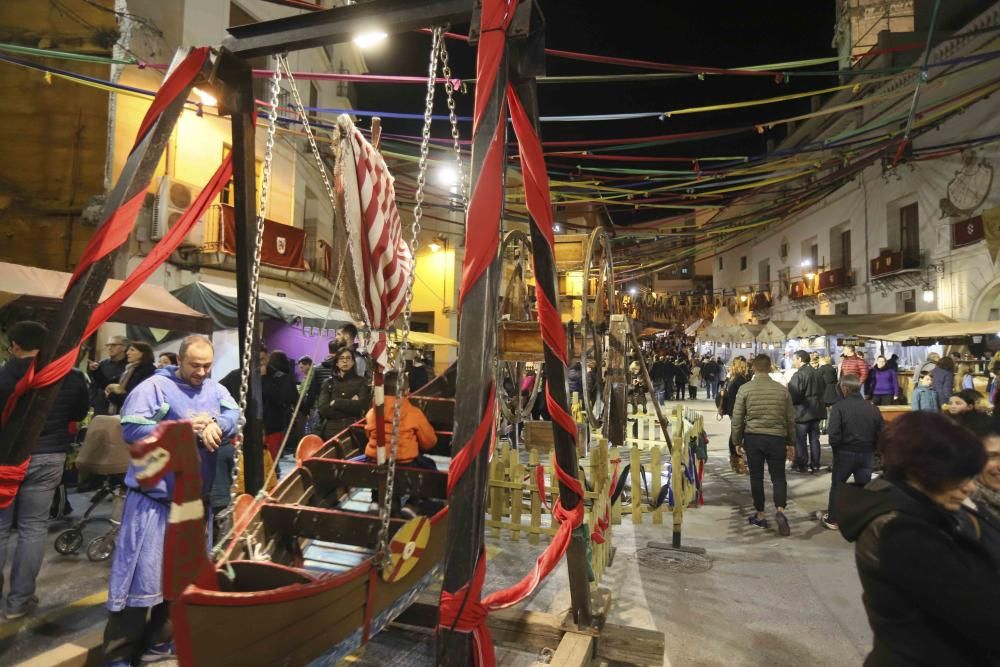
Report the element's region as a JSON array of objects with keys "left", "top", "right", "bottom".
[
  {"left": 922, "top": 286, "right": 935, "bottom": 303},
  {"left": 353, "top": 30, "right": 388, "bottom": 48},
  {"left": 628, "top": 286, "right": 639, "bottom": 297}
]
